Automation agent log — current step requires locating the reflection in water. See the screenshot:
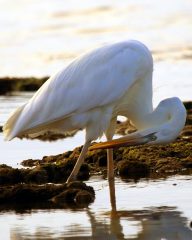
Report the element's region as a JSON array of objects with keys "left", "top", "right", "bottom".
[
  {"left": 0, "top": 176, "right": 191, "bottom": 239},
  {"left": 7, "top": 207, "right": 192, "bottom": 240},
  {"left": 90, "top": 207, "right": 192, "bottom": 240},
  {"left": 132, "top": 208, "right": 192, "bottom": 240}
]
